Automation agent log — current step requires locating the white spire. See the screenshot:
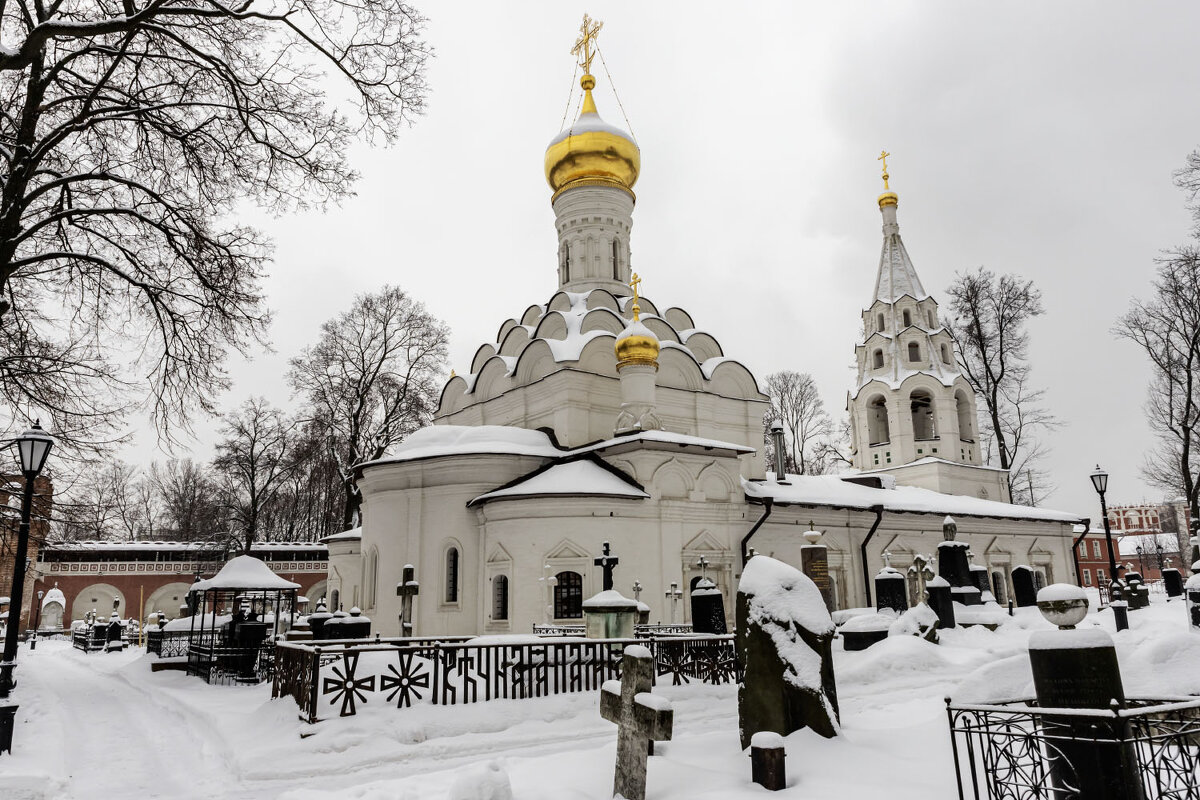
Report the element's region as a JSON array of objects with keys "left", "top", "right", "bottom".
[{"left": 872, "top": 202, "right": 928, "bottom": 303}]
